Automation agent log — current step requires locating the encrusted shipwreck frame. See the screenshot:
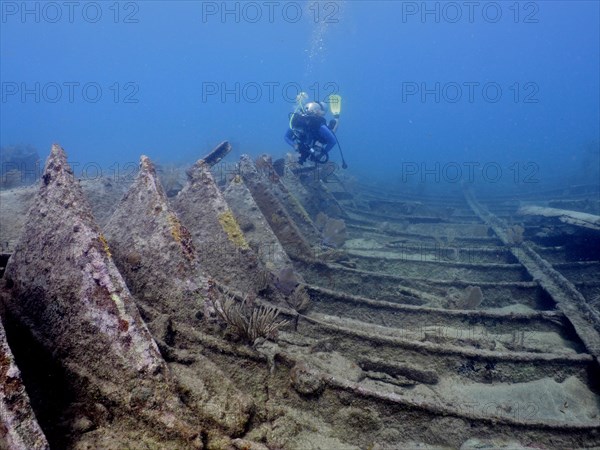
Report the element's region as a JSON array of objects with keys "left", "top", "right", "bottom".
[{"left": 1, "top": 143, "right": 599, "bottom": 449}]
